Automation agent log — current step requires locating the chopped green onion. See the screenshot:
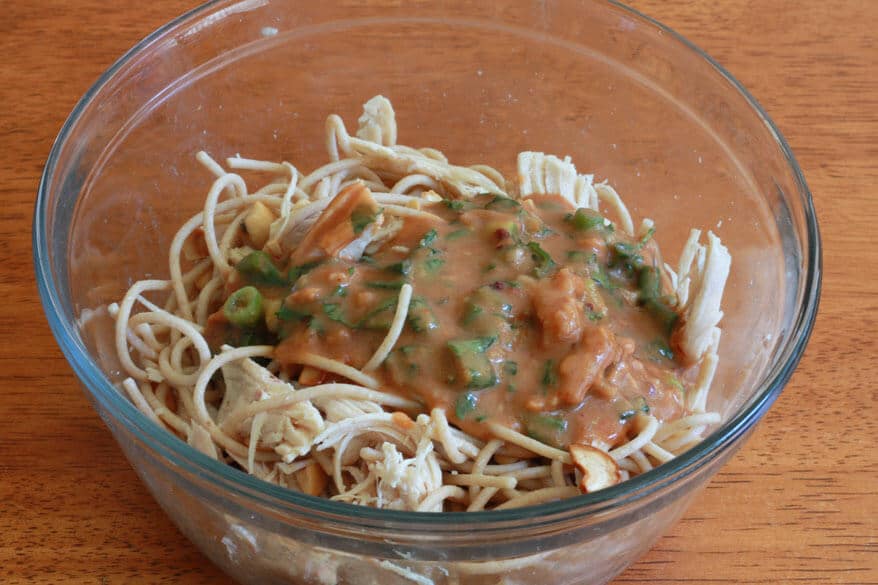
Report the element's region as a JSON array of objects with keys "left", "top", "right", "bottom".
[
  {"left": 236, "top": 251, "right": 286, "bottom": 286},
  {"left": 223, "top": 286, "right": 264, "bottom": 328},
  {"left": 566, "top": 208, "right": 607, "bottom": 233},
  {"left": 638, "top": 267, "right": 662, "bottom": 300}
]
